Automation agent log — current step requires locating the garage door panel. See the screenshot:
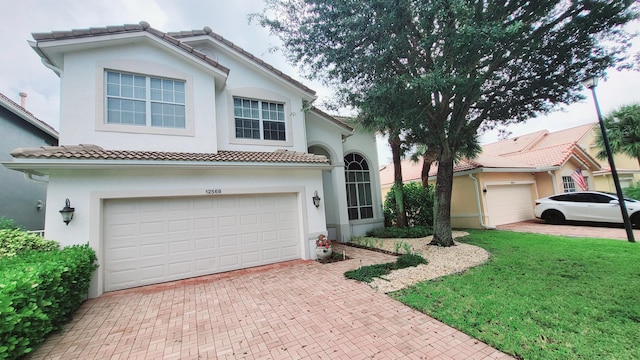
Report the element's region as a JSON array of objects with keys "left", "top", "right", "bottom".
[
  {"left": 140, "top": 221, "right": 164, "bottom": 235},
  {"left": 169, "top": 261, "right": 192, "bottom": 276},
  {"left": 195, "top": 258, "right": 216, "bottom": 272},
  {"left": 140, "top": 265, "right": 165, "bottom": 282},
  {"left": 139, "top": 200, "right": 164, "bottom": 213},
  {"left": 168, "top": 239, "right": 191, "bottom": 255},
  {"left": 241, "top": 214, "right": 258, "bottom": 226},
  {"left": 194, "top": 217, "right": 216, "bottom": 230},
  {"left": 219, "top": 215, "right": 238, "bottom": 227},
  {"left": 486, "top": 185, "right": 535, "bottom": 226},
  {"left": 168, "top": 219, "right": 191, "bottom": 233},
  {"left": 220, "top": 254, "right": 240, "bottom": 268},
  {"left": 194, "top": 236, "right": 217, "bottom": 250},
  {"left": 105, "top": 194, "right": 301, "bottom": 292},
  {"left": 281, "top": 245, "right": 298, "bottom": 258},
  {"left": 220, "top": 234, "right": 239, "bottom": 248}
]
